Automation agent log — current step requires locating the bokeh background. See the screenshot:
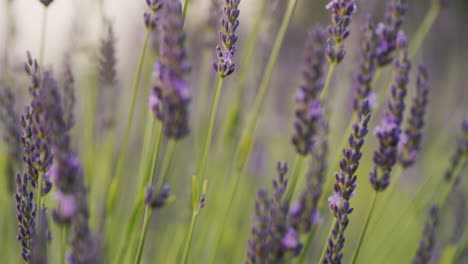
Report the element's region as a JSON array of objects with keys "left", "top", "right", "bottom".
[{"left": 1, "top": 0, "right": 468, "bottom": 263}]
